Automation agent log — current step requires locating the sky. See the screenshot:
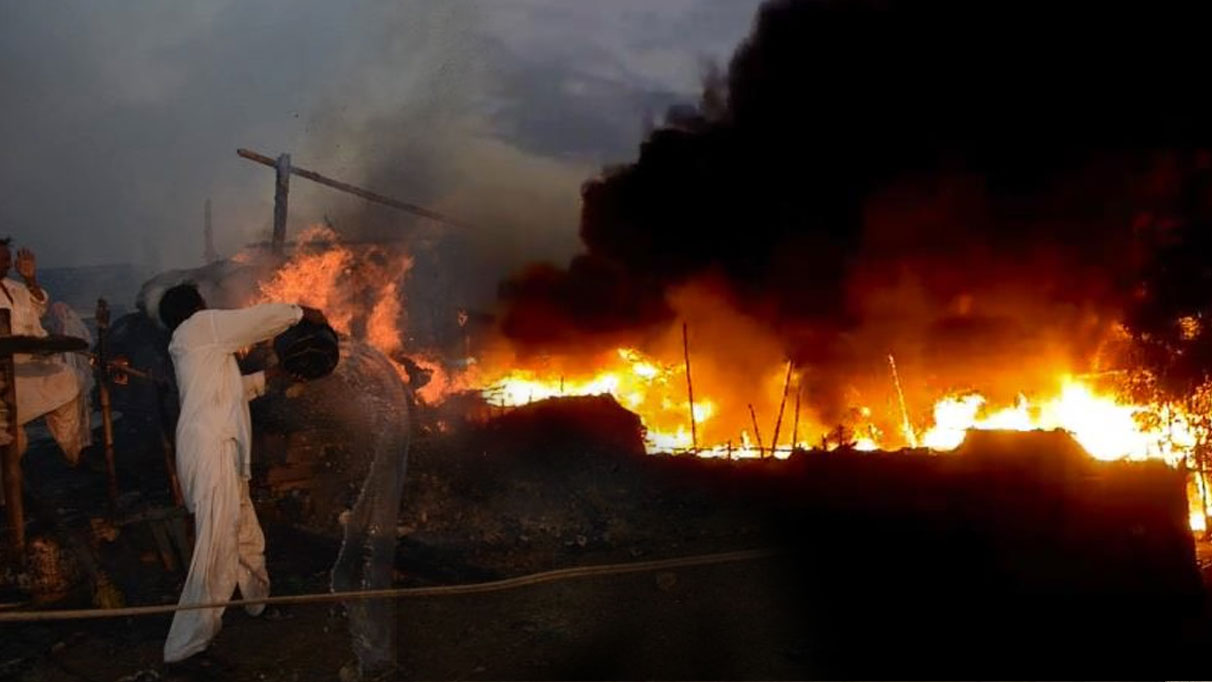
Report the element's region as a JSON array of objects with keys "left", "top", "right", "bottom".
[{"left": 0, "top": 0, "right": 764, "bottom": 277}]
